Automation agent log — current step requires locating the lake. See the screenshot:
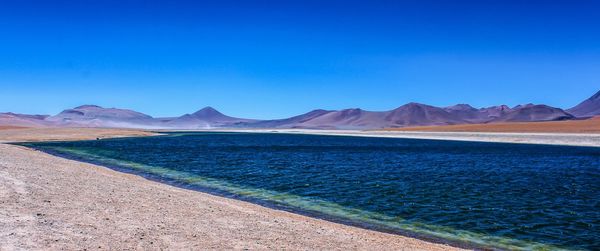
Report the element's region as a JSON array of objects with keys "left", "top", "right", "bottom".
[{"left": 22, "top": 132, "right": 600, "bottom": 250}]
